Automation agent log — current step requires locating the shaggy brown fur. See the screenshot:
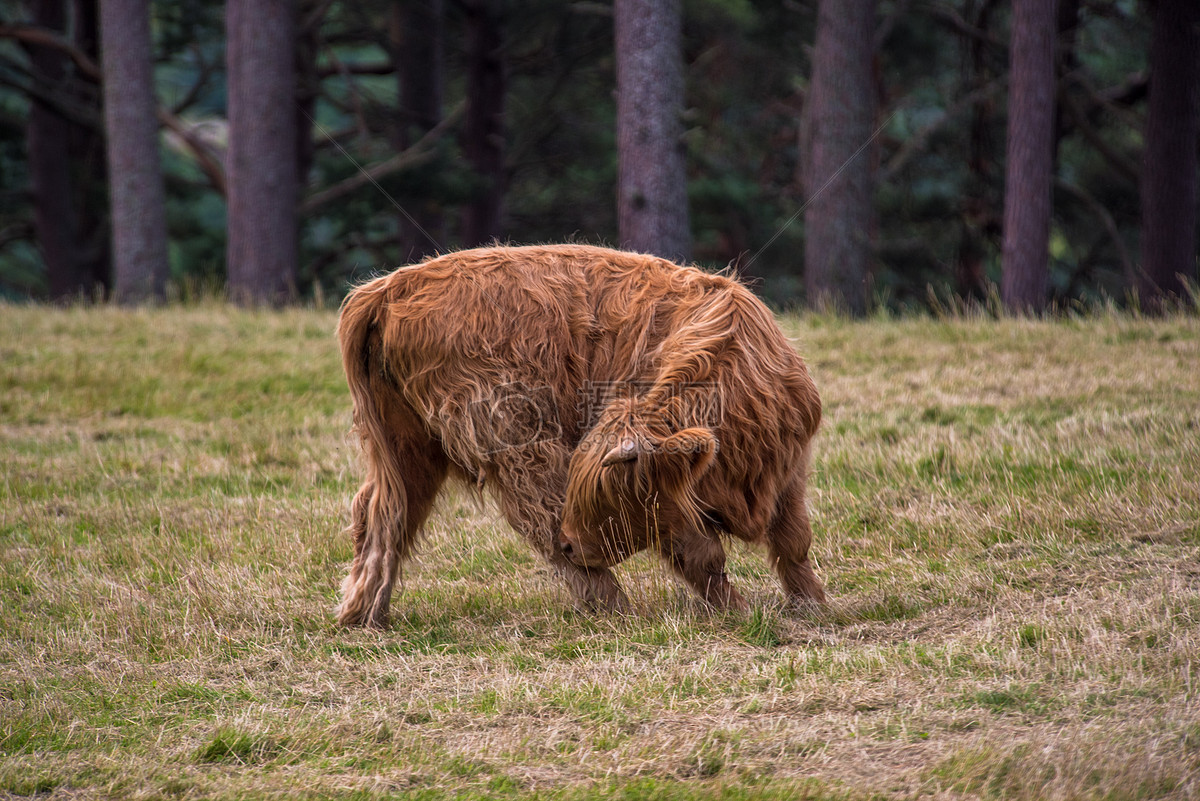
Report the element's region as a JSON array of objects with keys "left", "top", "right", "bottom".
[{"left": 335, "top": 244, "right": 824, "bottom": 627}]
